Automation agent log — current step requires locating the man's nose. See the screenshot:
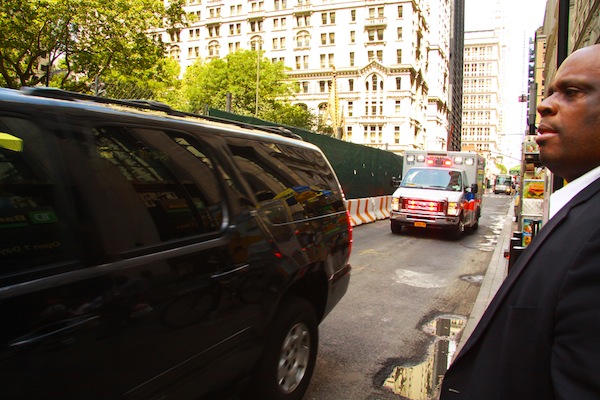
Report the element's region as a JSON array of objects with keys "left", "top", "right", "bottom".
[{"left": 537, "top": 95, "right": 556, "bottom": 117}]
